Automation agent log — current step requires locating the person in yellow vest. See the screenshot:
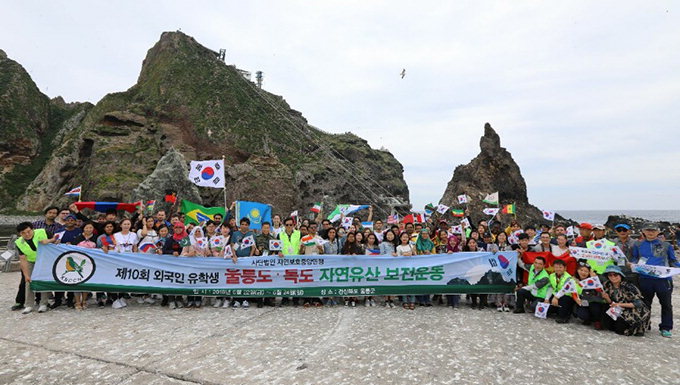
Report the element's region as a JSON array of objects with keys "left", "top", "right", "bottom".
[
  {"left": 278, "top": 217, "right": 302, "bottom": 306},
  {"left": 586, "top": 224, "right": 617, "bottom": 274},
  {"left": 544, "top": 259, "right": 580, "bottom": 323},
  {"left": 15, "top": 222, "right": 57, "bottom": 314},
  {"left": 513, "top": 256, "right": 550, "bottom": 313}
]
